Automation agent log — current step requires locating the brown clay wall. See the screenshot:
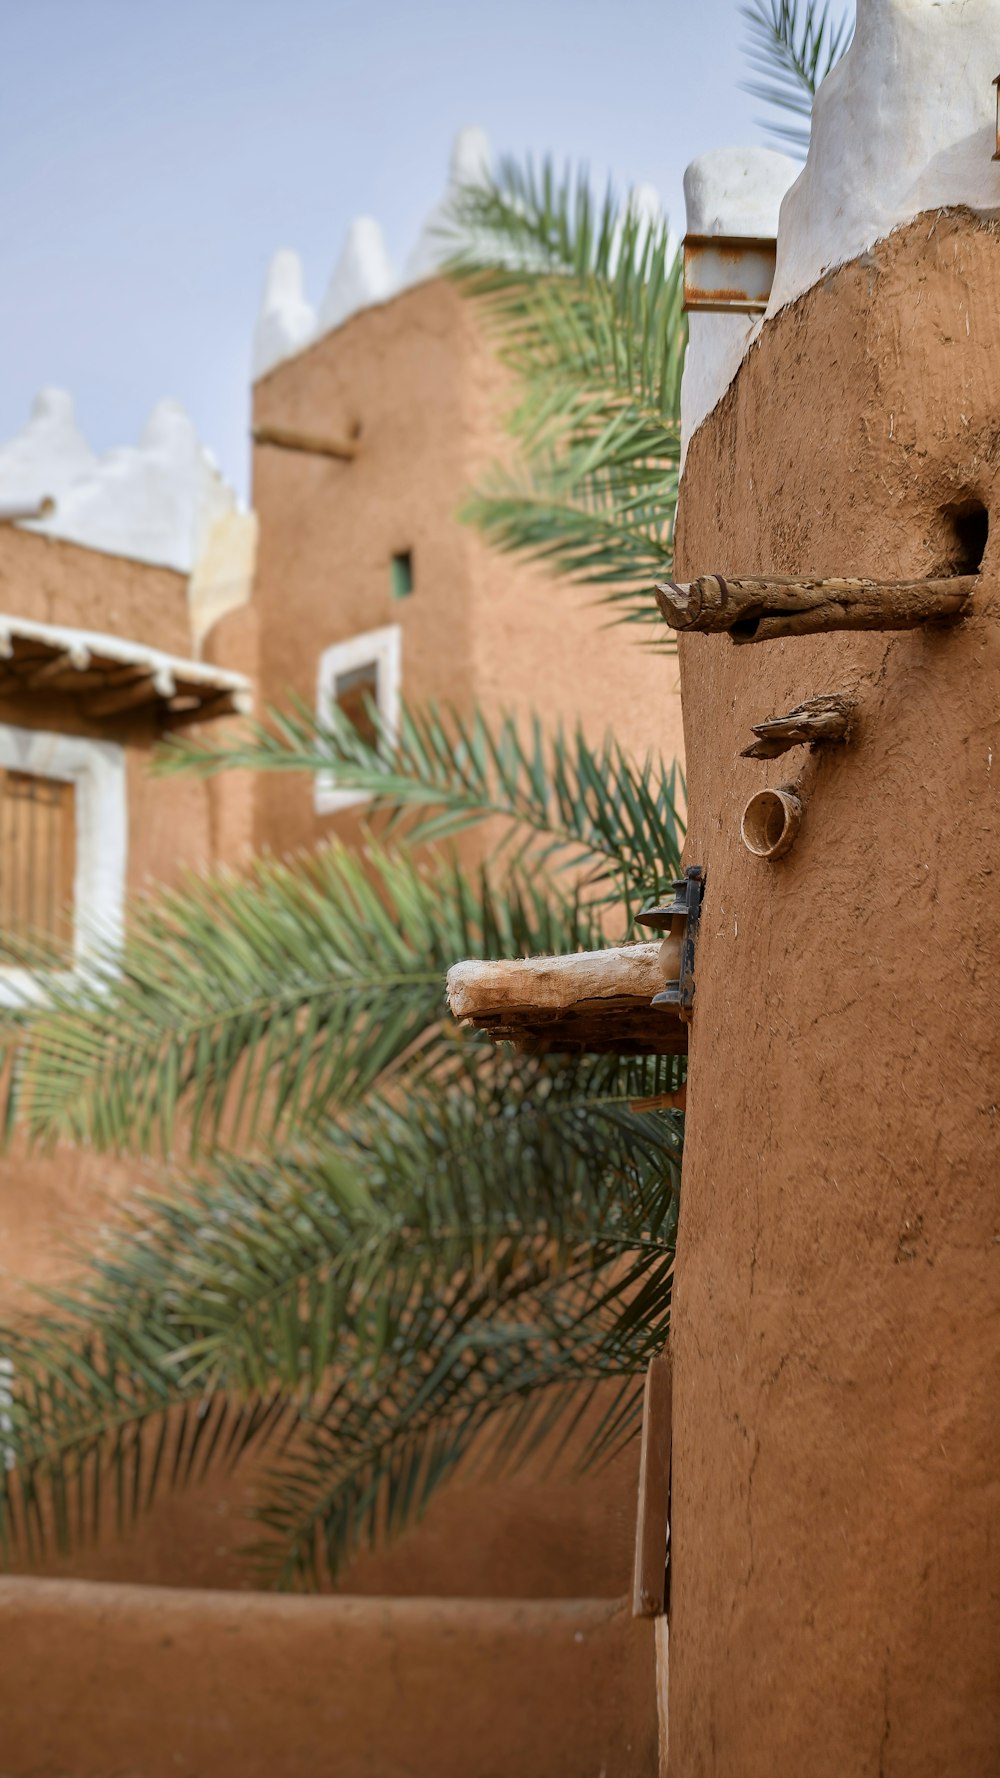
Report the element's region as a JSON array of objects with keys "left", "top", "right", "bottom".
[
  {"left": 251, "top": 280, "right": 479, "bottom": 859},
  {"left": 0, "top": 527, "right": 192, "bottom": 655},
  {"left": 0, "top": 299, "right": 654, "bottom": 1603},
  {"left": 251, "top": 279, "right": 684, "bottom": 864},
  {"left": 0, "top": 559, "right": 226, "bottom": 1312},
  {"left": 669, "top": 209, "right": 1000, "bottom": 1777},
  {"left": 6, "top": 1411, "right": 641, "bottom": 1602},
  {"left": 0, "top": 1579, "right": 657, "bottom": 1778},
  {"left": 458, "top": 293, "right": 685, "bottom": 774}
]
